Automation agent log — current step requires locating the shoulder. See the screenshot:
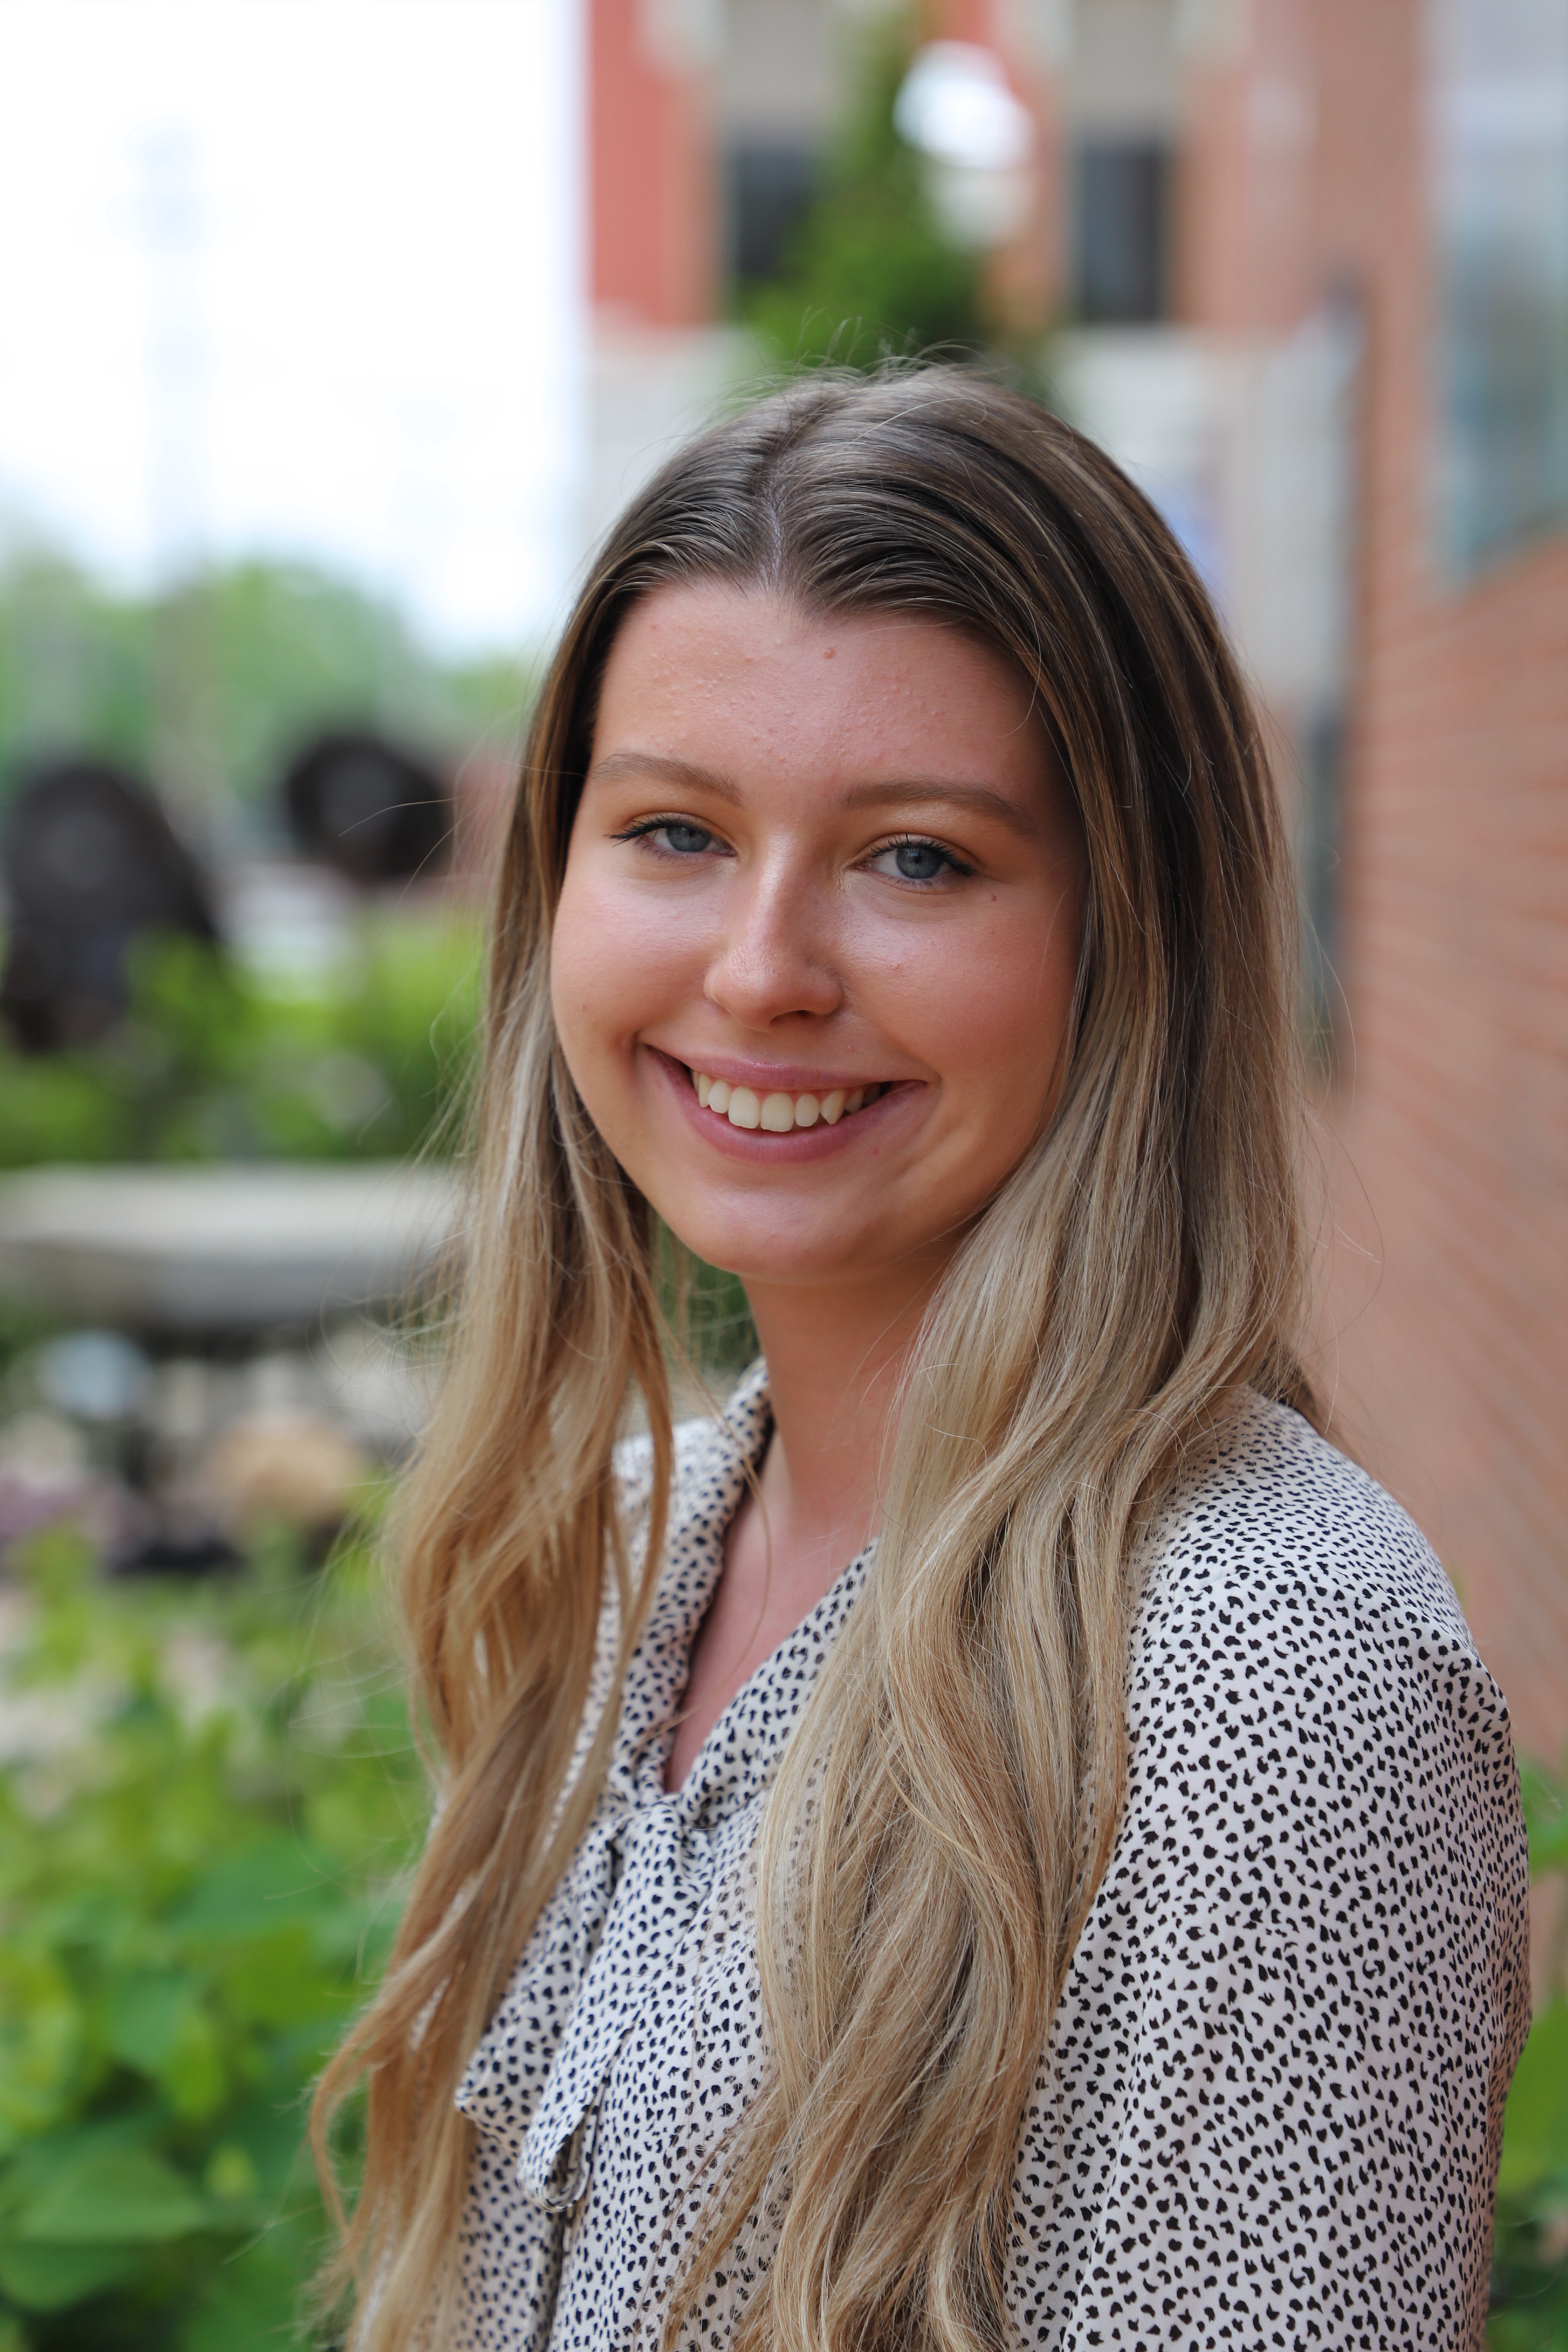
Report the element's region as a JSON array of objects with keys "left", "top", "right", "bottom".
[
  {"left": 1022, "top": 1396, "right": 1531, "bottom": 2345},
  {"left": 1128, "top": 1389, "right": 1524, "bottom": 1839},
  {"left": 1142, "top": 1389, "right": 1452, "bottom": 1622}
]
